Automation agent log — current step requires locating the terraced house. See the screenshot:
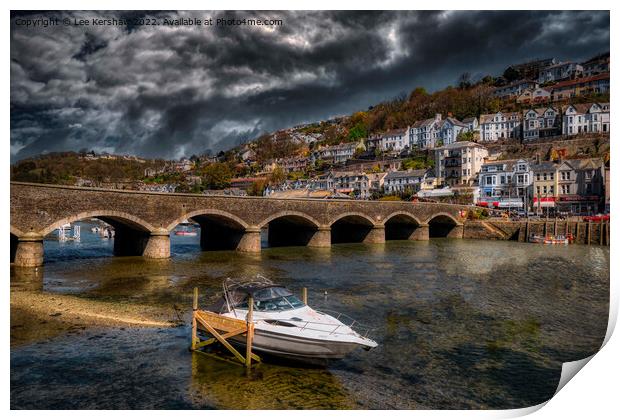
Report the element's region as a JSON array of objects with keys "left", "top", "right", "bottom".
[
  {"left": 383, "top": 169, "right": 428, "bottom": 195},
  {"left": 433, "top": 141, "right": 488, "bottom": 187},
  {"left": 522, "top": 107, "right": 561, "bottom": 141},
  {"left": 561, "top": 102, "right": 610, "bottom": 135},
  {"left": 551, "top": 73, "right": 610, "bottom": 101},
  {"left": 477, "top": 159, "right": 532, "bottom": 209},
  {"left": 410, "top": 114, "right": 442, "bottom": 149},
  {"left": 479, "top": 111, "right": 522, "bottom": 142}
]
